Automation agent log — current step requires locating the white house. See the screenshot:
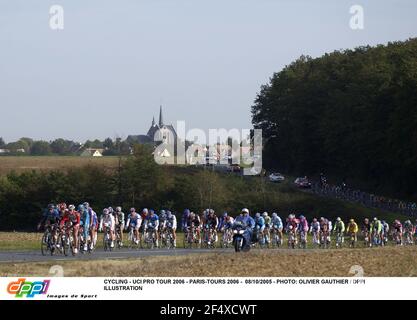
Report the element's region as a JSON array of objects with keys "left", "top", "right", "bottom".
[{"left": 80, "top": 148, "right": 104, "bottom": 157}]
